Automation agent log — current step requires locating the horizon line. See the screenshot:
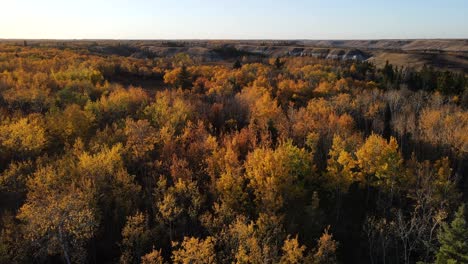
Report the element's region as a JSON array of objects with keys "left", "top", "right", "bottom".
[{"left": 1, "top": 38, "right": 467, "bottom": 41}]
